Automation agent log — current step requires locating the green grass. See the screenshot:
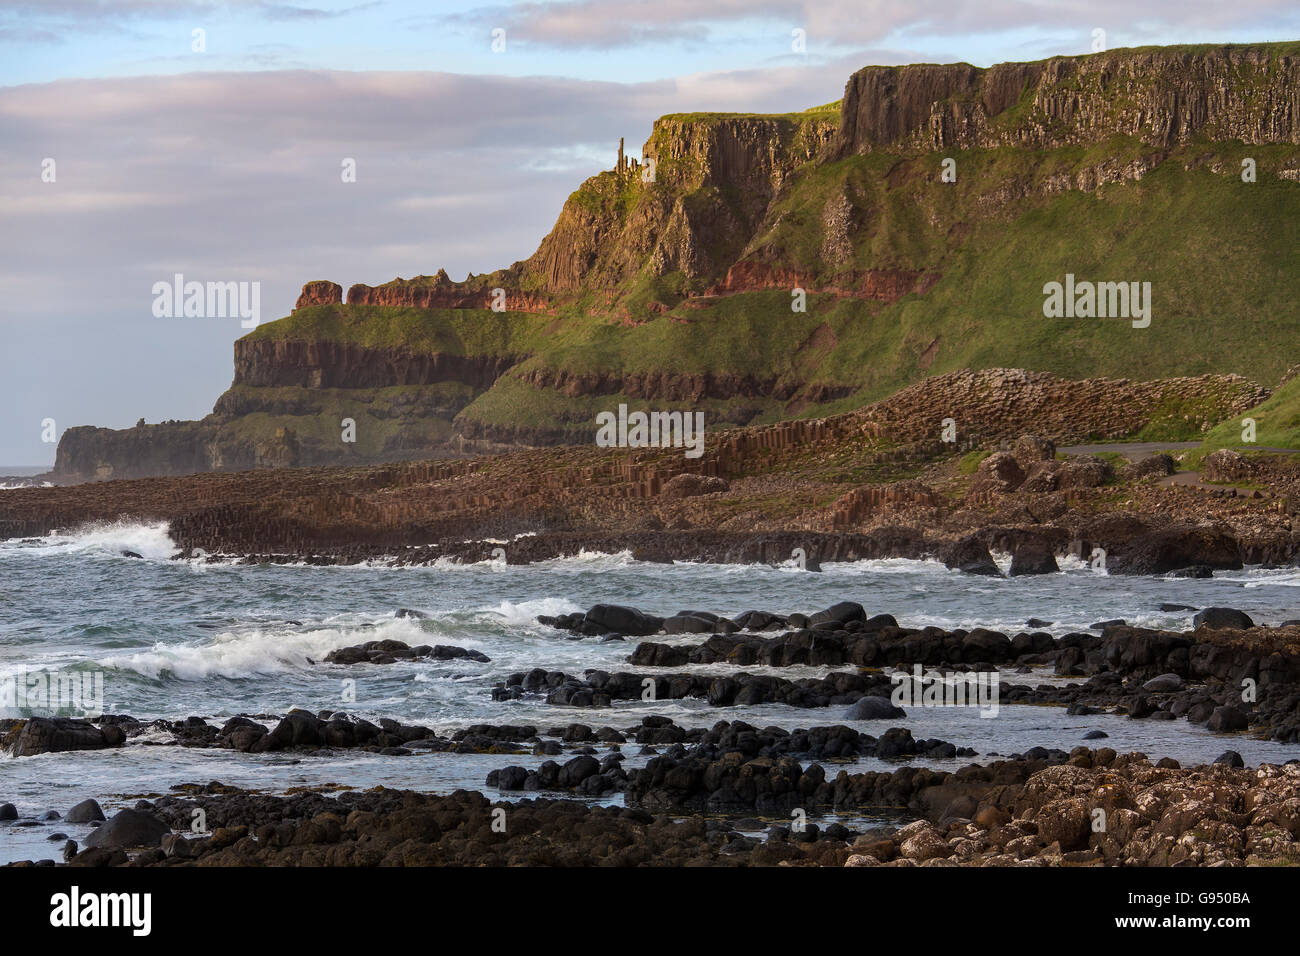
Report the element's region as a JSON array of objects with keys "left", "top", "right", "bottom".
[
  {"left": 1194, "top": 374, "right": 1300, "bottom": 460},
  {"left": 244, "top": 303, "right": 550, "bottom": 356}
]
